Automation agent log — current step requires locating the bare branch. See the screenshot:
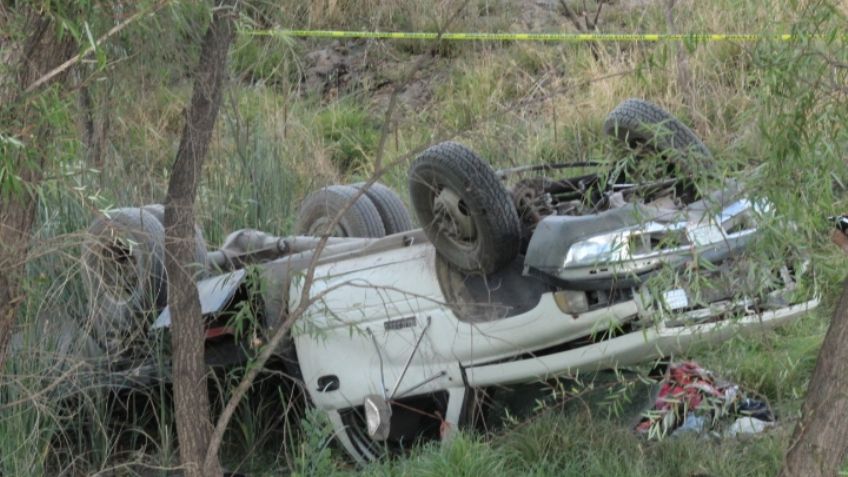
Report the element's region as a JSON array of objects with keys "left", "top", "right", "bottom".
[
  {"left": 558, "top": 0, "right": 586, "bottom": 32},
  {"left": 591, "top": 0, "right": 606, "bottom": 31},
  {"left": 24, "top": 0, "right": 169, "bottom": 95}
]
